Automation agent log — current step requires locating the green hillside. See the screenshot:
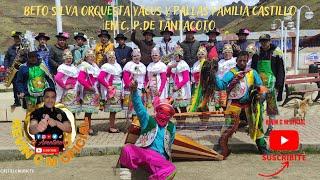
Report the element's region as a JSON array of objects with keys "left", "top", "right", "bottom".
[{"left": 222, "top": 0, "right": 320, "bottom": 33}]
